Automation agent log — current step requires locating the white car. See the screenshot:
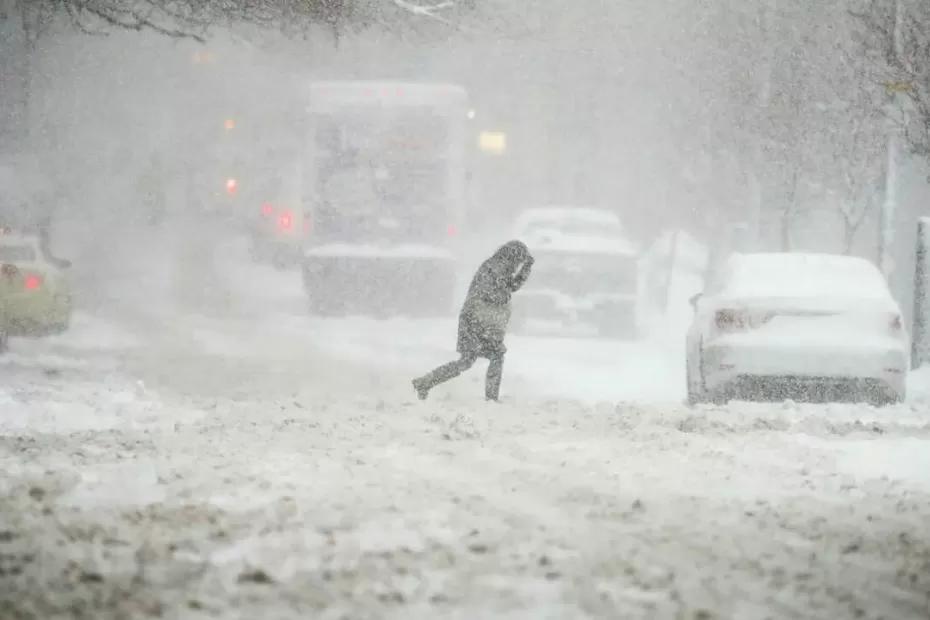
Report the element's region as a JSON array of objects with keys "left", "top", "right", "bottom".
[
  {"left": 686, "top": 252, "right": 908, "bottom": 406},
  {"left": 512, "top": 207, "right": 640, "bottom": 337},
  {"left": 0, "top": 229, "right": 73, "bottom": 344}
]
